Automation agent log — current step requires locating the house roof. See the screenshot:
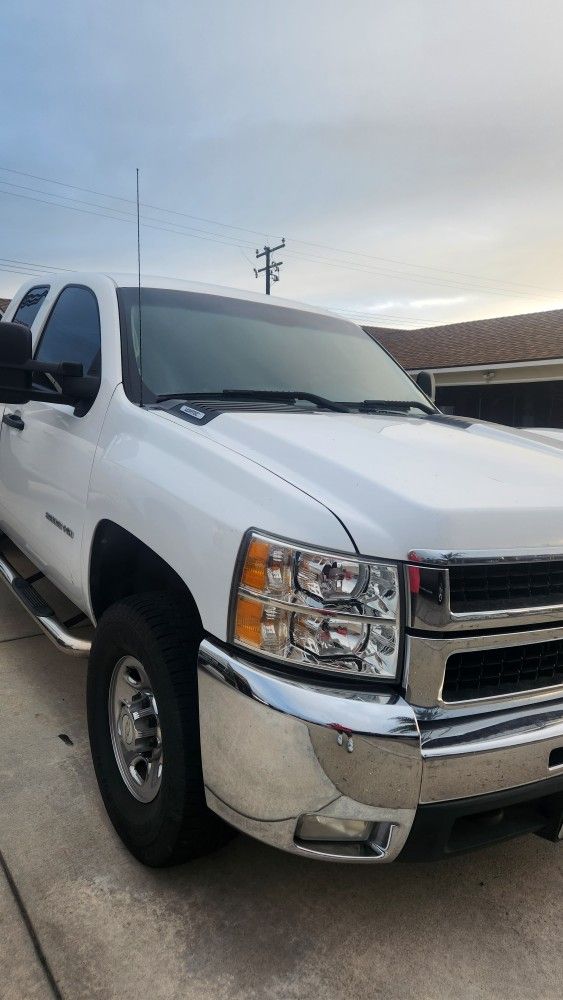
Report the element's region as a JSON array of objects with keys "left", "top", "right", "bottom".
[
  {"left": 0, "top": 298, "right": 9, "bottom": 315},
  {"left": 365, "top": 307, "right": 563, "bottom": 370}
]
